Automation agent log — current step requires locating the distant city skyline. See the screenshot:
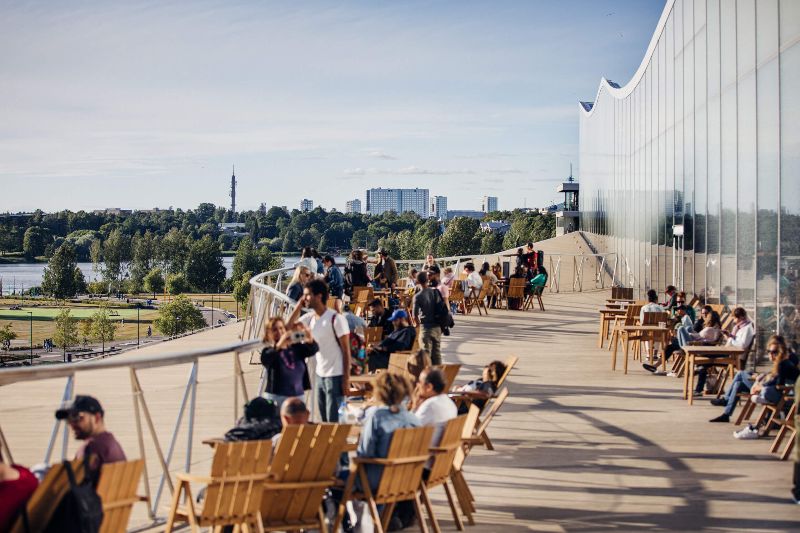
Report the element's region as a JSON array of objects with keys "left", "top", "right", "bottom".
[{"left": 0, "top": 1, "right": 664, "bottom": 213}]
